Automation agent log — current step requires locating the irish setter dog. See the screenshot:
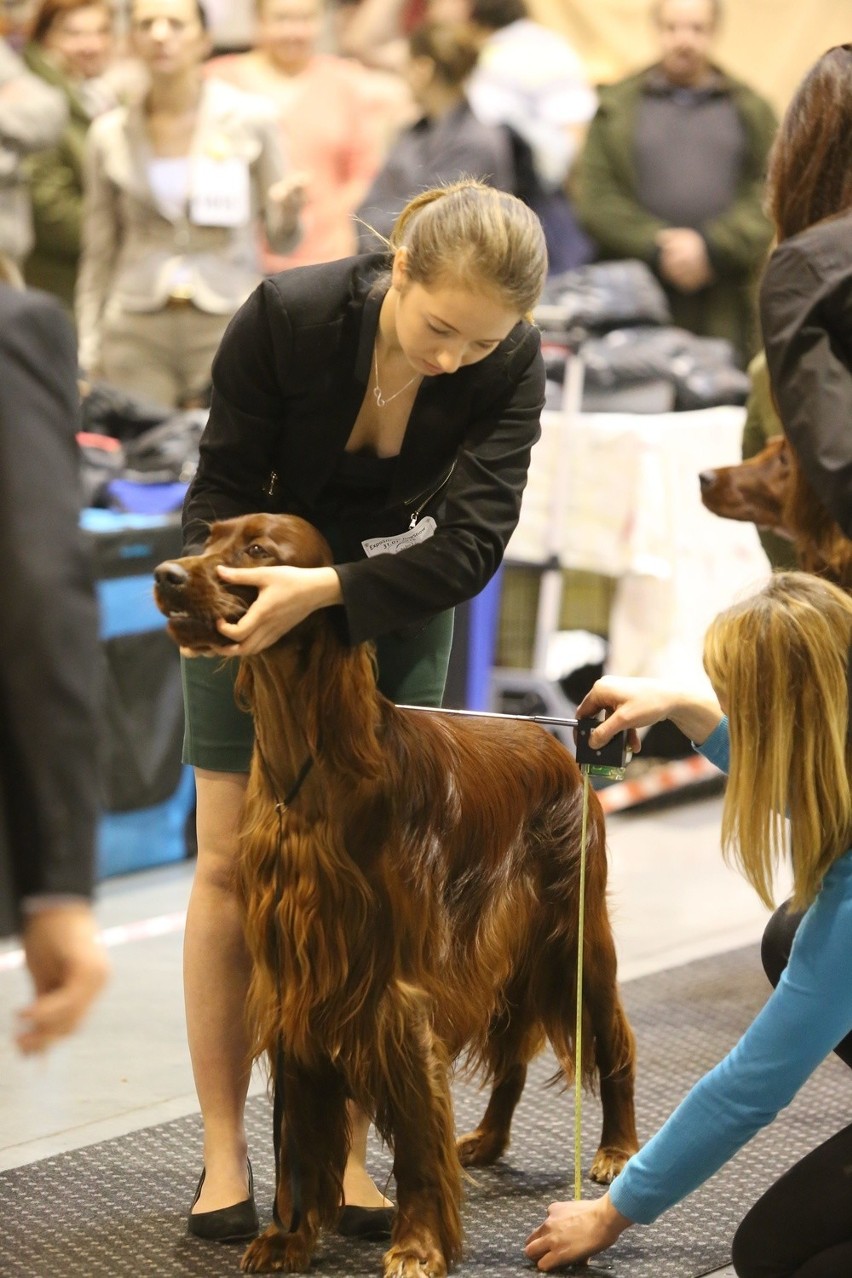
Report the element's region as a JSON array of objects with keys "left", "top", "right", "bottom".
[
  {"left": 154, "top": 513, "right": 637, "bottom": 1277},
  {"left": 699, "top": 435, "right": 852, "bottom": 588}
]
